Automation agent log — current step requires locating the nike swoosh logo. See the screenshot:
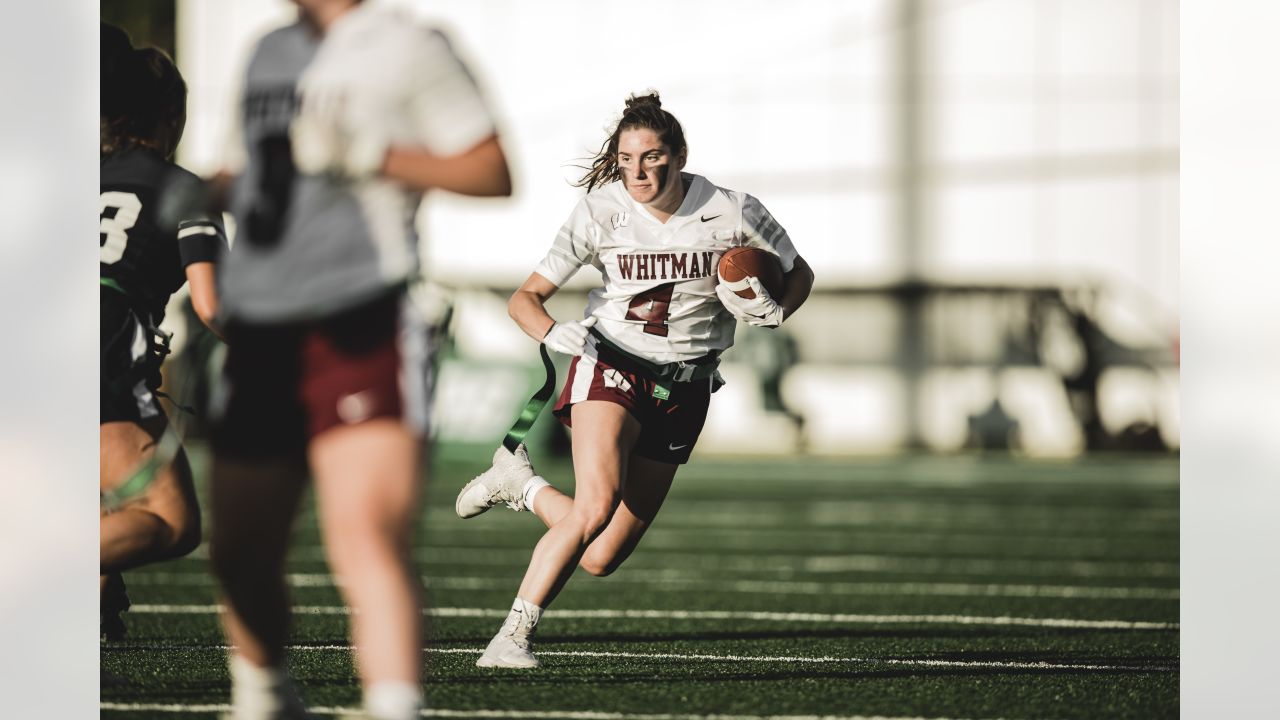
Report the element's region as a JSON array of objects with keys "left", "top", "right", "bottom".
[
  {"left": 700, "top": 214, "right": 721, "bottom": 222},
  {"left": 668, "top": 443, "right": 689, "bottom": 451}
]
